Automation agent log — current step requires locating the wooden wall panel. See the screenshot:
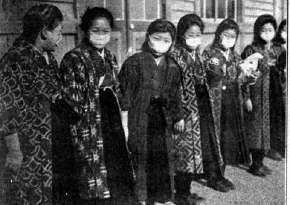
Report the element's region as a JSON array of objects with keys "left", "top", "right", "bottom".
[{"left": 0, "top": 0, "right": 78, "bottom": 61}]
